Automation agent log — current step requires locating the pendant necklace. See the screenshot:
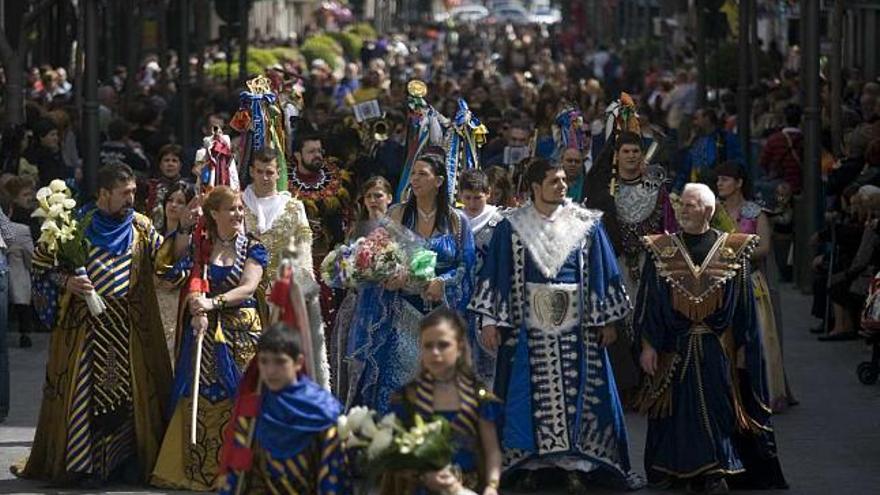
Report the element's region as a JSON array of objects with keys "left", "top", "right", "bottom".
[
  {"left": 418, "top": 207, "right": 437, "bottom": 223},
  {"left": 217, "top": 232, "right": 238, "bottom": 247}
]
